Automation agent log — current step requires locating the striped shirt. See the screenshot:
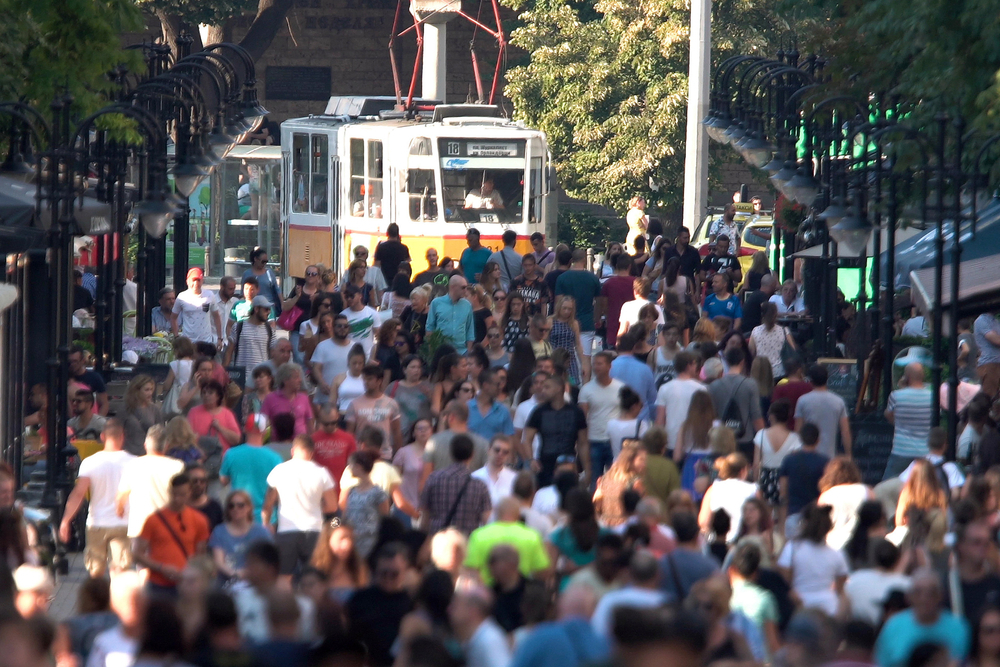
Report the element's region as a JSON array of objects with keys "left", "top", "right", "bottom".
[{"left": 887, "top": 386, "right": 933, "bottom": 457}]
